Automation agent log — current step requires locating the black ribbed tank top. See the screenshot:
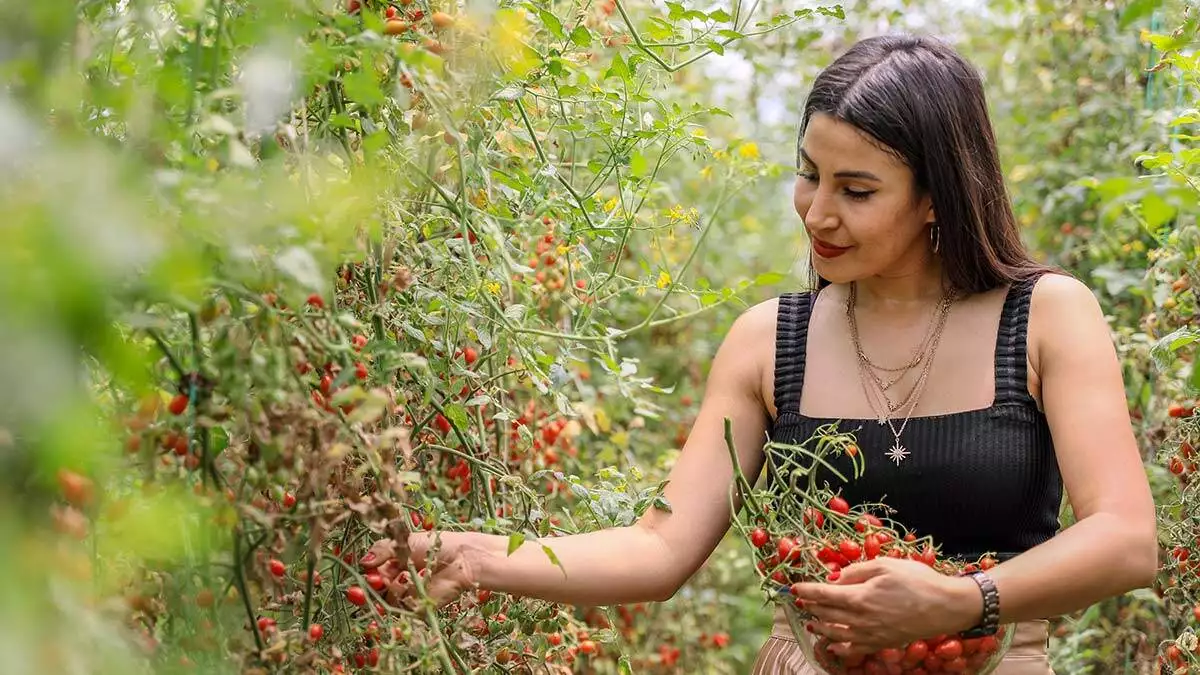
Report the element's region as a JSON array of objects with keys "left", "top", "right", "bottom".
[{"left": 767, "top": 276, "right": 1063, "bottom": 562}]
